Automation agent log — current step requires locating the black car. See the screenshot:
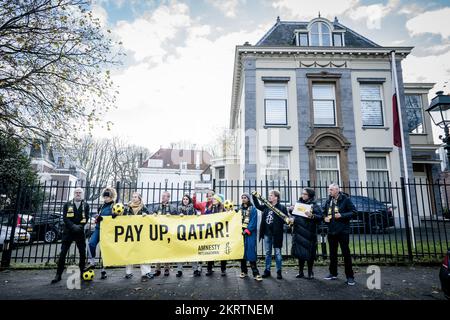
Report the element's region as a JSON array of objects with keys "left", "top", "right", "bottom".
[
  {"left": 440, "top": 248, "right": 450, "bottom": 300},
  {"left": 317, "top": 195, "right": 395, "bottom": 234},
  {"left": 19, "top": 212, "right": 64, "bottom": 243}
]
